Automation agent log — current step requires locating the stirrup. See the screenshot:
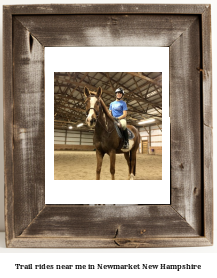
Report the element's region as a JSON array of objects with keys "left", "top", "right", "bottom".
[{"left": 123, "top": 141, "right": 129, "bottom": 149}]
